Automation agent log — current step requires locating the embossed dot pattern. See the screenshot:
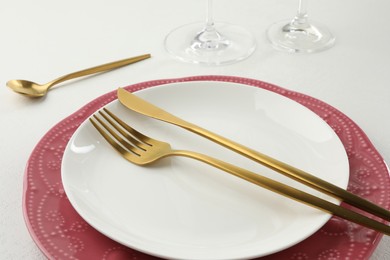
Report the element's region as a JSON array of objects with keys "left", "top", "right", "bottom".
[{"left": 23, "top": 76, "right": 390, "bottom": 259}]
